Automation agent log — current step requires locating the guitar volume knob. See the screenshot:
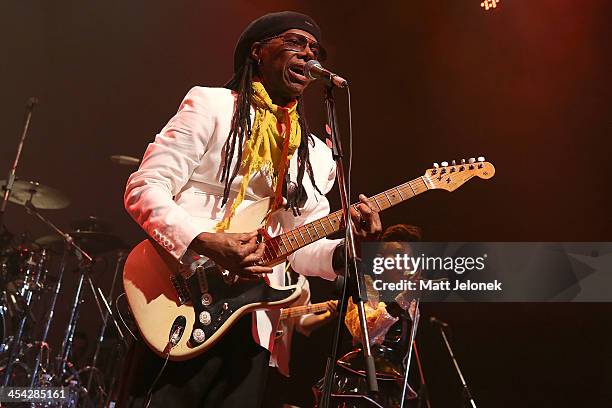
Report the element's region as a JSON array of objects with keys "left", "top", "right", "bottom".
[
  {"left": 199, "top": 311, "right": 212, "bottom": 326},
  {"left": 201, "top": 293, "right": 213, "bottom": 306},
  {"left": 192, "top": 329, "right": 206, "bottom": 343}
]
